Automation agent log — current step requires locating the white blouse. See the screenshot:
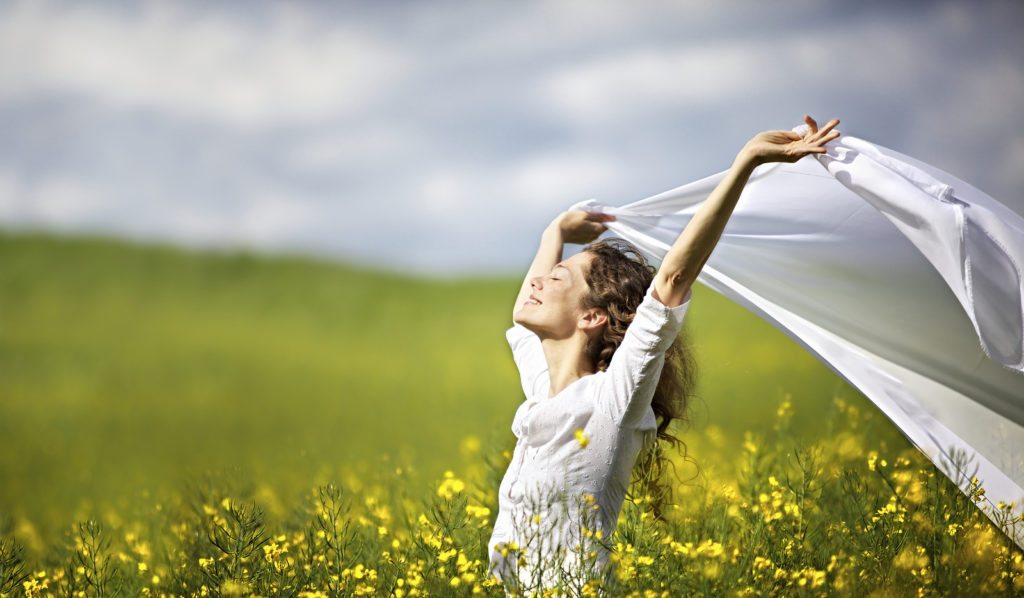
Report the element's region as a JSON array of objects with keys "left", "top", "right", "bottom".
[{"left": 488, "top": 280, "right": 692, "bottom": 589}]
